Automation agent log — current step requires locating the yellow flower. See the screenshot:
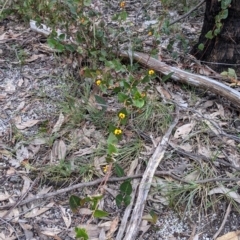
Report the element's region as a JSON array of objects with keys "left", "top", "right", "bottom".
[
  {"left": 148, "top": 31, "right": 152, "bottom": 36},
  {"left": 148, "top": 69, "right": 155, "bottom": 75},
  {"left": 118, "top": 112, "right": 126, "bottom": 119},
  {"left": 141, "top": 92, "right": 146, "bottom": 97},
  {"left": 114, "top": 128, "right": 122, "bottom": 135},
  {"left": 103, "top": 165, "right": 109, "bottom": 173},
  {"left": 96, "top": 79, "right": 101, "bottom": 86},
  {"left": 120, "top": 1, "right": 126, "bottom": 8}
]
